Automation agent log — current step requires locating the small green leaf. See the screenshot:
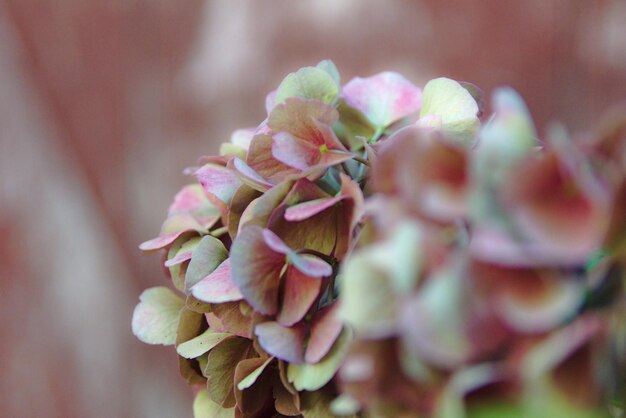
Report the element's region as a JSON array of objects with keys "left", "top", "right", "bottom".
[
  {"left": 419, "top": 77, "right": 480, "bottom": 143},
  {"left": 237, "top": 356, "right": 274, "bottom": 390},
  {"left": 167, "top": 236, "right": 201, "bottom": 291},
  {"left": 339, "top": 248, "right": 399, "bottom": 338},
  {"left": 275, "top": 67, "right": 339, "bottom": 105},
  {"left": 206, "top": 336, "right": 253, "bottom": 408},
  {"left": 287, "top": 328, "right": 352, "bottom": 391},
  {"left": 316, "top": 59, "right": 340, "bottom": 87},
  {"left": 176, "top": 328, "right": 232, "bottom": 359},
  {"left": 330, "top": 395, "right": 361, "bottom": 416},
  {"left": 132, "top": 287, "right": 185, "bottom": 345},
  {"left": 185, "top": 235, "right": 229, "bottom": 291},
  {"left": 193, "top": 390, "right": 234, "bottom": 418}
]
